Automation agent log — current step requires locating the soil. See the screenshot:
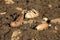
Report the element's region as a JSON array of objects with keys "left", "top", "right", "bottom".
[{"left": 0, "top": 0, "right": 60, "bottom": 40}]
